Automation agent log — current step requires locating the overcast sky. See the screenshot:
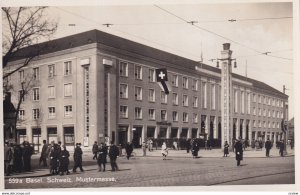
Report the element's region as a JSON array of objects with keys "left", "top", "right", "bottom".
[{"left": 1, "top": 1, "right": 295, "bottom": 119}]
